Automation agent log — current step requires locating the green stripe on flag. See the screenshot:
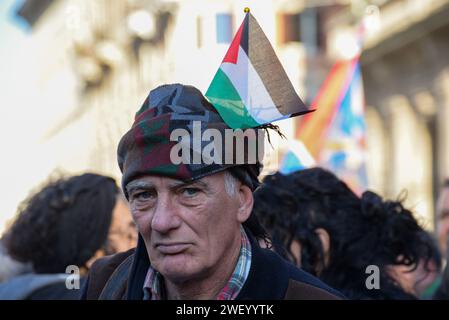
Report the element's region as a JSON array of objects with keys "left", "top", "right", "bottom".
[{"left": 206, "top": 68, "right": 260, "bottom": 129}]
